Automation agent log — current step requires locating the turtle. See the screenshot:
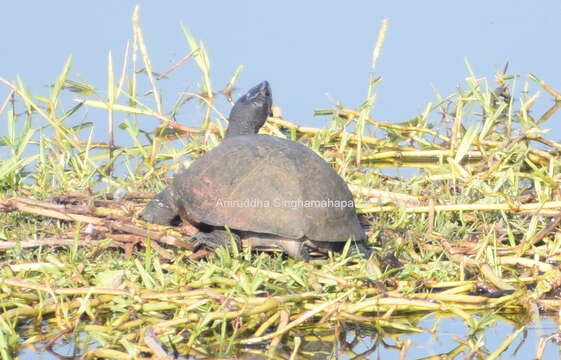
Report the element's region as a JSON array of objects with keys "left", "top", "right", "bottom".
[{"left": 141, "top": 81, "right": 370, "bottom": 260}]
